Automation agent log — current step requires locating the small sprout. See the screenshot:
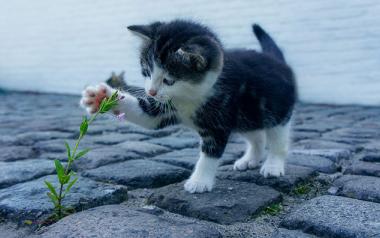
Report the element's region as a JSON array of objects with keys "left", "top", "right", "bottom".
[
  {"left": 24, "top": 220, "right": 33, "bottom": 225},
  {"left": 294, "top": 183, "right": 312, "bottom": 195},
  {"left": 44, "top": 91, "right": 119, "bottom": 221},
  {"left": 263, "top": 203, "right": 283, "bottom": 216}
]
